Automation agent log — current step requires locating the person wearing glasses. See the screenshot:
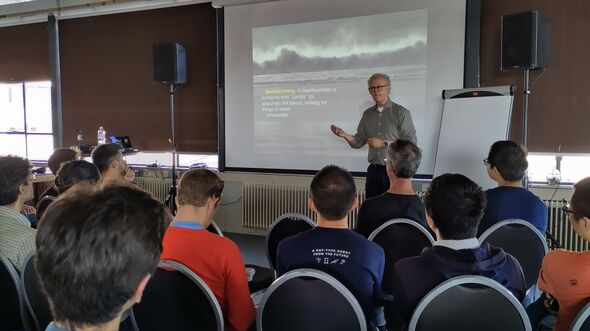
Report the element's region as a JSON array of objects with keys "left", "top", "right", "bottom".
[
  {"left": 478, "top": 140, "right": 547, "bottom": 237},
  {"left": 0, "top": 155, "right": 37, "bottom": 271},
  {"left": 330, "top": 73, "right": 417, "bottom": 198},
  {"left": 529, "top": 177, "right": 590, "bottom": 331},
  {"left": 160, "top": 169, "right": 255, "bottom": 331}
]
